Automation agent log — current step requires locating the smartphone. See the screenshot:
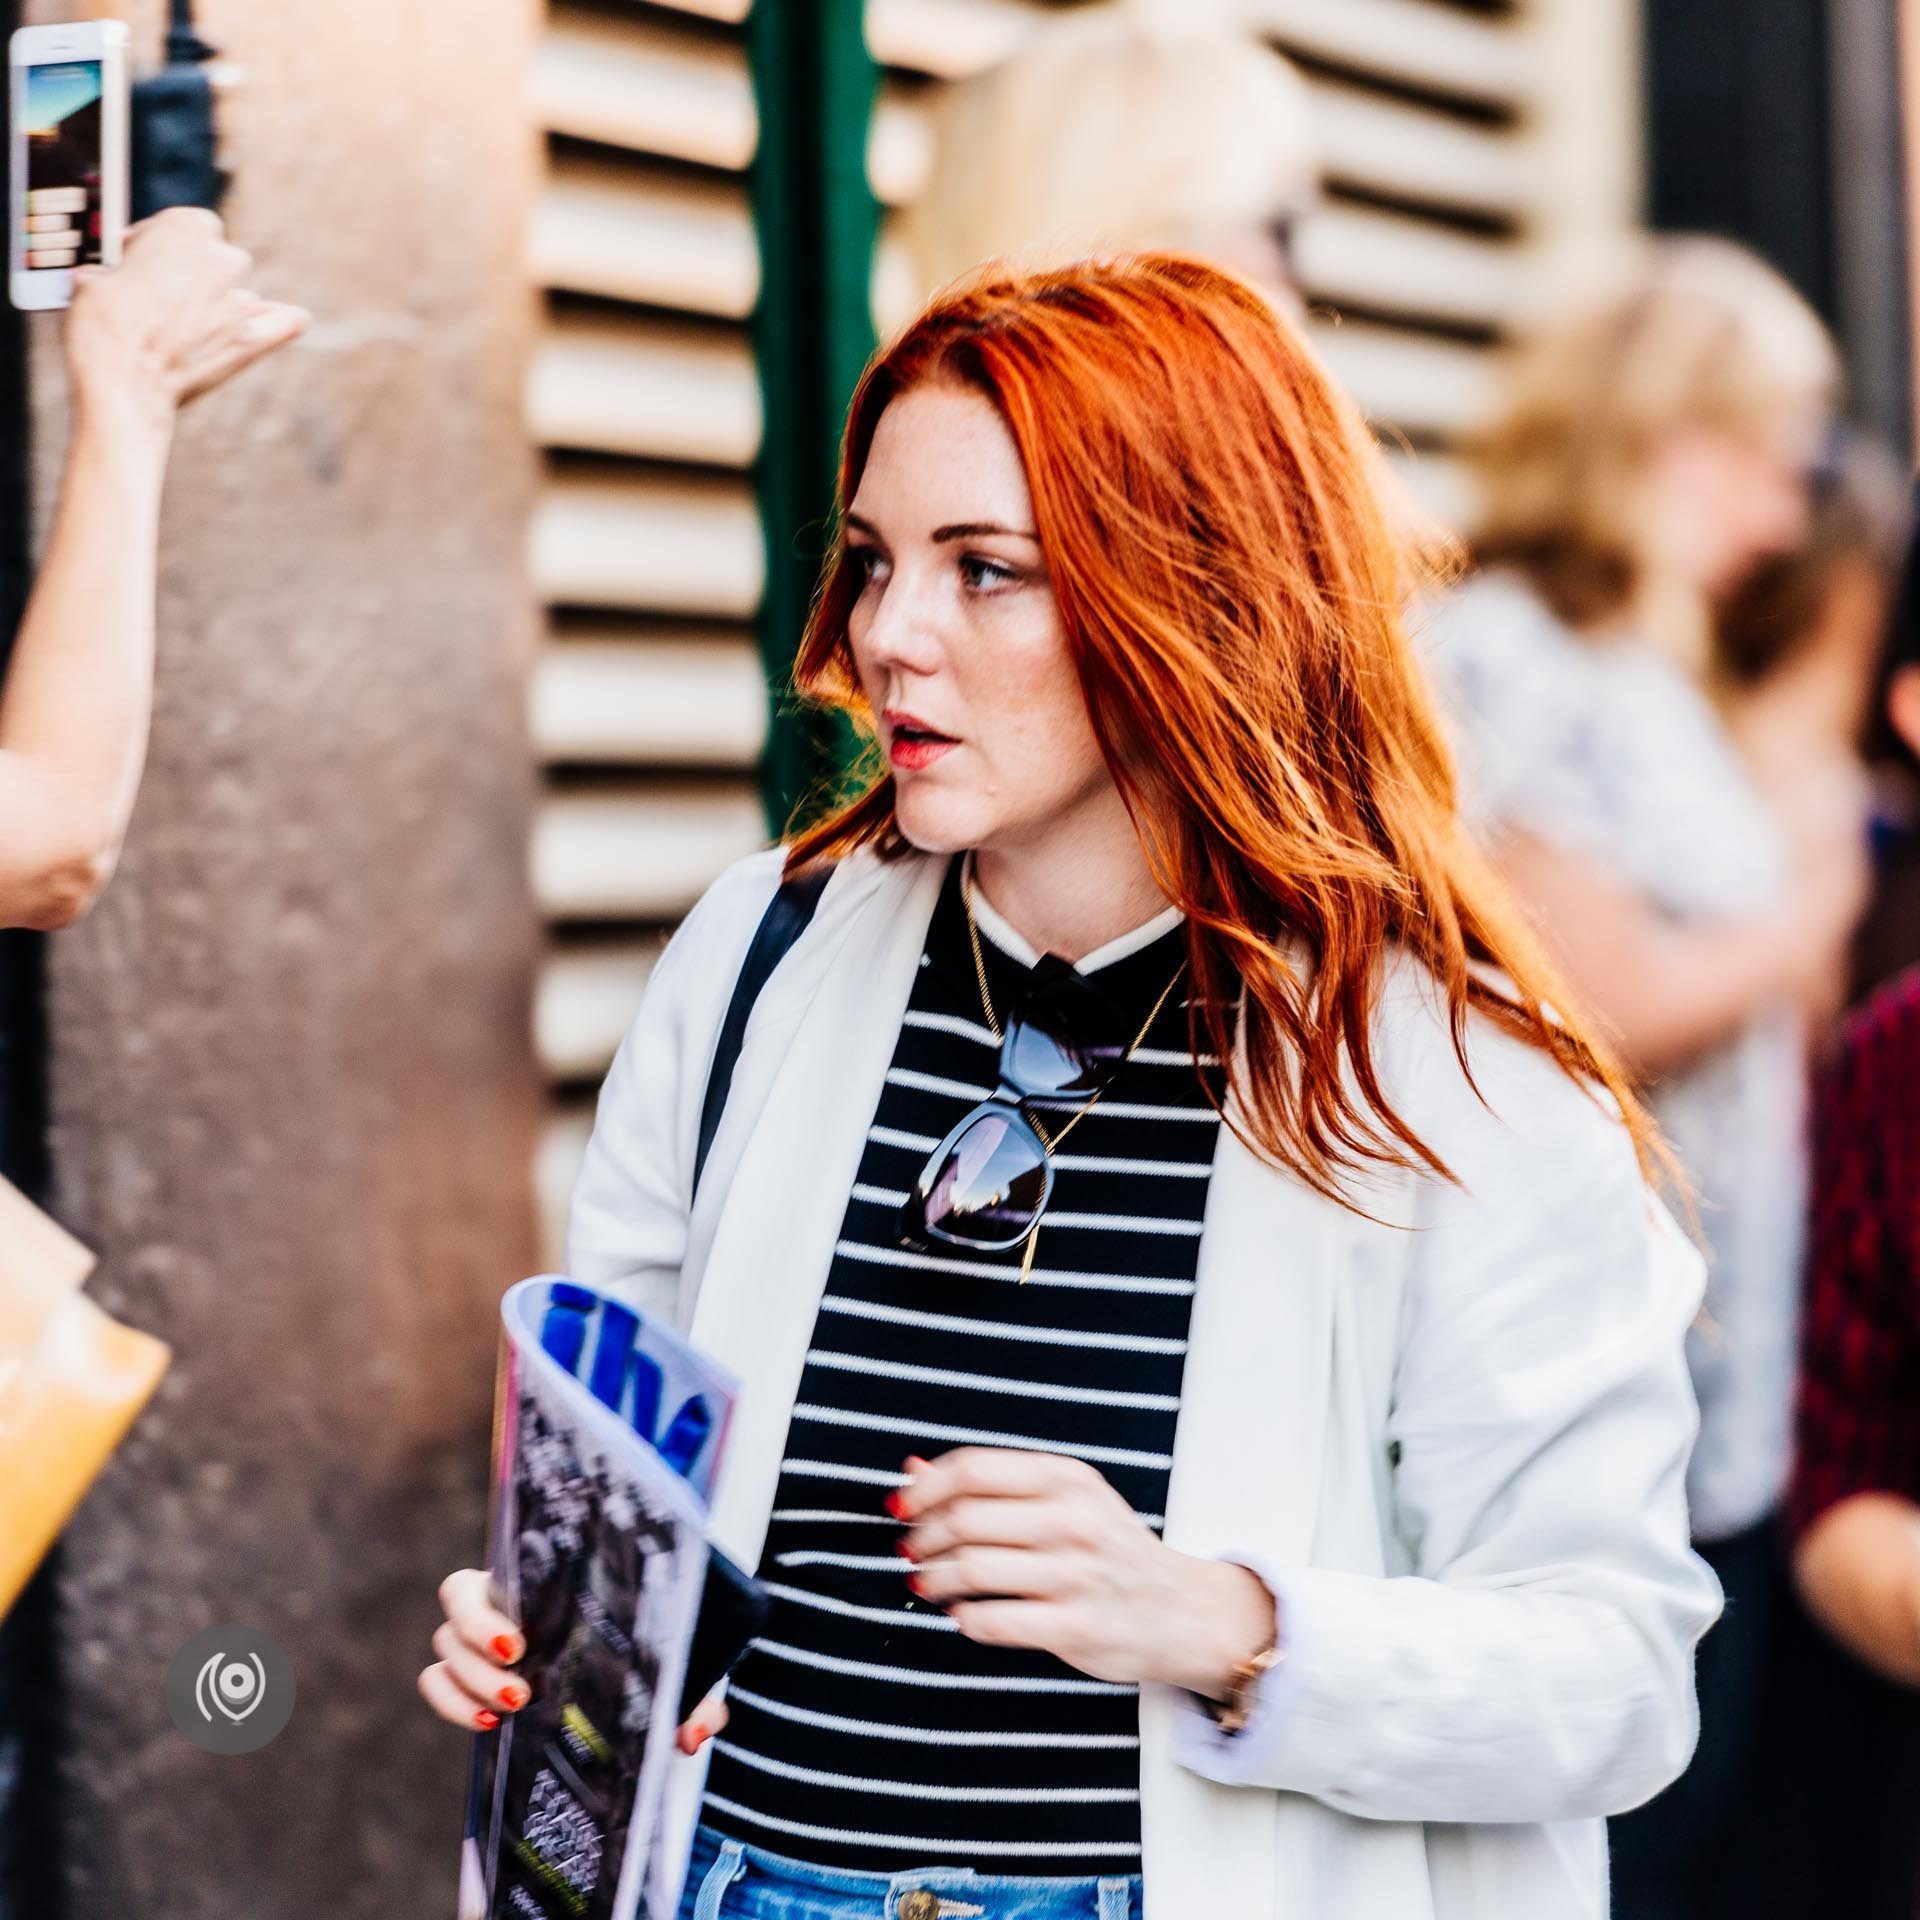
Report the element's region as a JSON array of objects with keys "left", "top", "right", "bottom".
[{"left": 10, "top": 20, "right": 129, "bottom": 312}]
